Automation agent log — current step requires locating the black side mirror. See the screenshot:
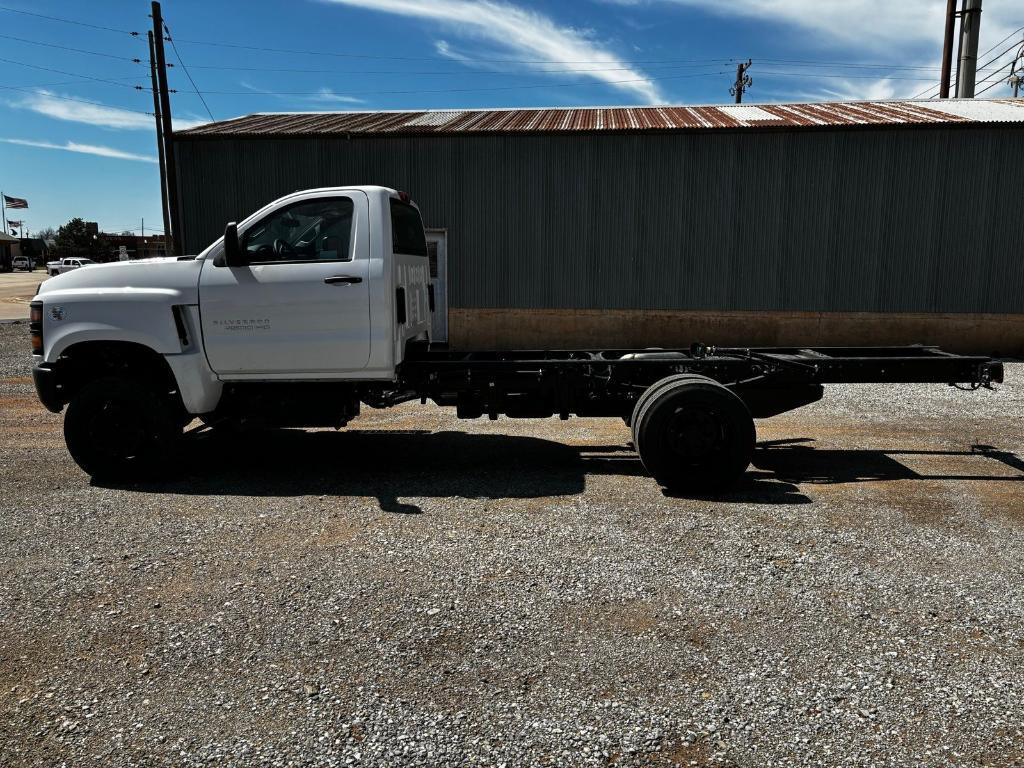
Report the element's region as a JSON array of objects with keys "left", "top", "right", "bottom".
[{"left": 222, "top": 221, "right": 247, "bottom": 267}]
